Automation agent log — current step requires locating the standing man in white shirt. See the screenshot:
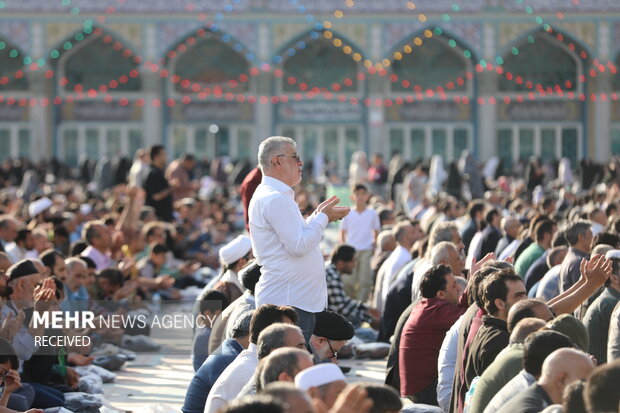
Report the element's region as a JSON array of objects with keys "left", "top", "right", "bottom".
[
  {"left": 249, "top": 136, "right": 350, "bottom": 341},
  {"left": 373, "top": 221, "right": 420, "bottom": 314},
  {"left": 340, "top": 184, "right": 380, "bottom": 302}
]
